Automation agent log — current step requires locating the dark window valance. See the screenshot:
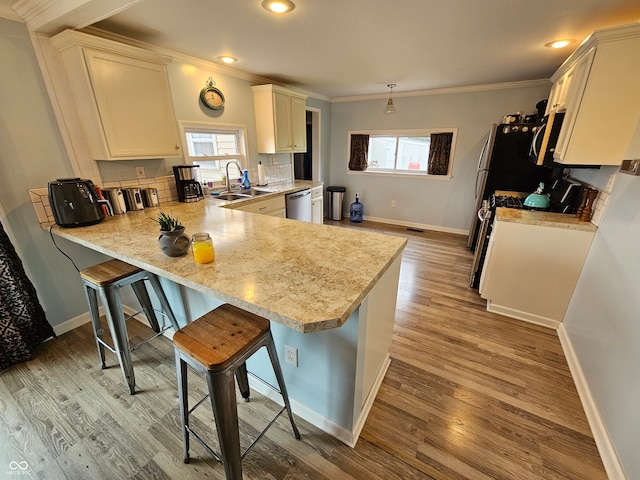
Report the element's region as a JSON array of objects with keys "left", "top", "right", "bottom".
[
  {"left": 349, "top": 134, "right": 369, "bottom": 171},
  {"left": 427, "top": 132, "right": 453, "bottom": 175}
]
